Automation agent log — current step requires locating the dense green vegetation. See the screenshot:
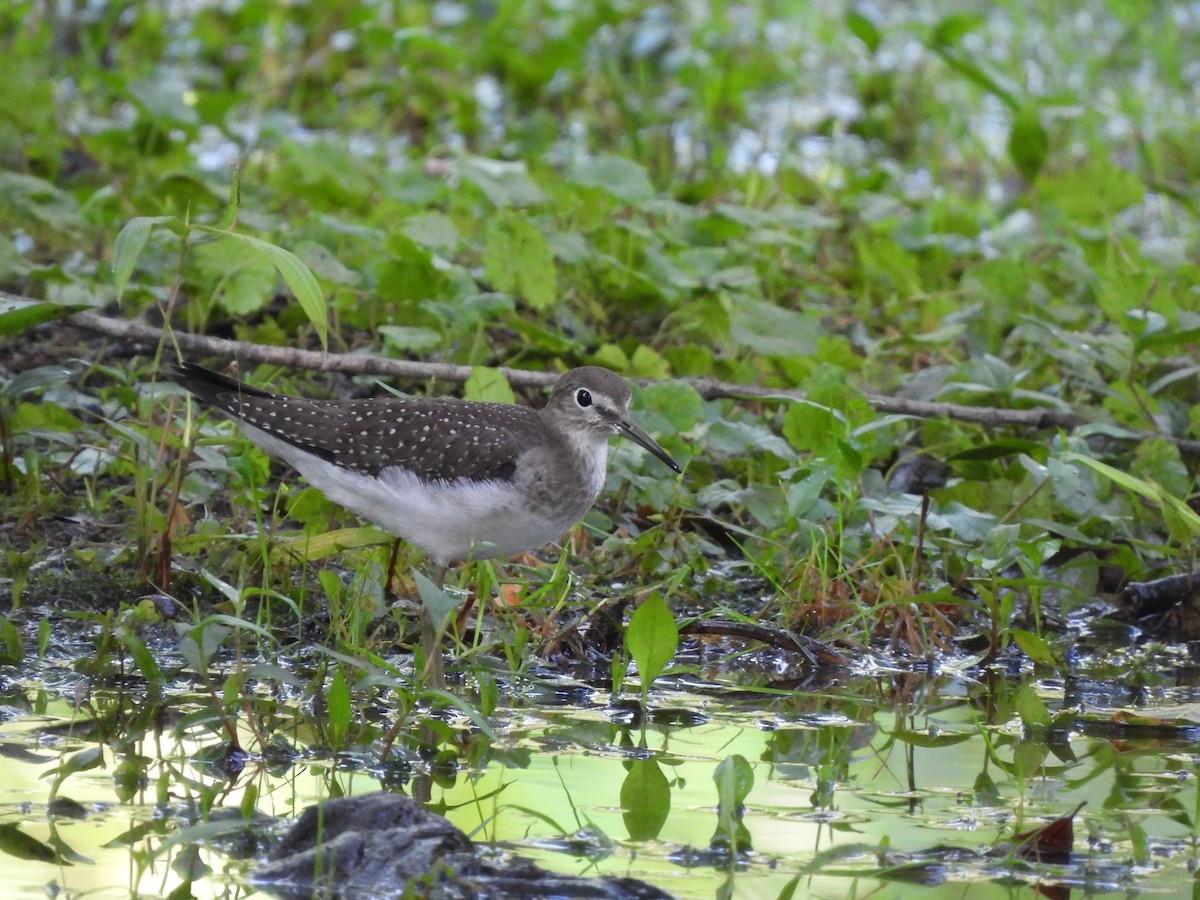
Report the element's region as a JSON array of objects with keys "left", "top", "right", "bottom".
[{"left": 1, "top": 0, "right": 1199, "bottom": 896}]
